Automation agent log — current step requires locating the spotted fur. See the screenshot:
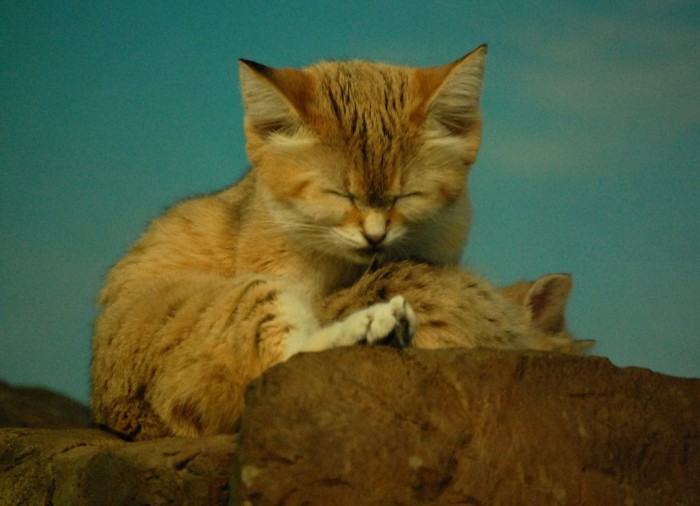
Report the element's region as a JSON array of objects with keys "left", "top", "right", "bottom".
[{"left": 322, "top": 260, "right": 594, "bottom": 353}]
